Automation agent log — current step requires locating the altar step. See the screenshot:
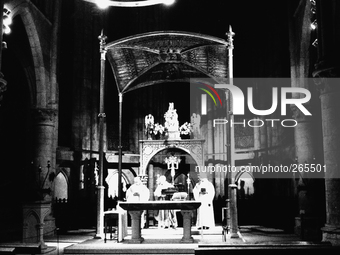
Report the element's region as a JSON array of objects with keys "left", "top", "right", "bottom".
[
  {"left": 195, "top": 242, "right": 340, "bottom": 255},
  {"left": 64, "top": 227, "right": 198, "bottom": 255},
  {"left": 57, "top": 226, "right": 340, "bottom": 255},
  {"left": 63, "top": 239, "right": 340, "bottom": 255},
  {"left": 64, "top": 240, "right": 197, "bottom": 255}
]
